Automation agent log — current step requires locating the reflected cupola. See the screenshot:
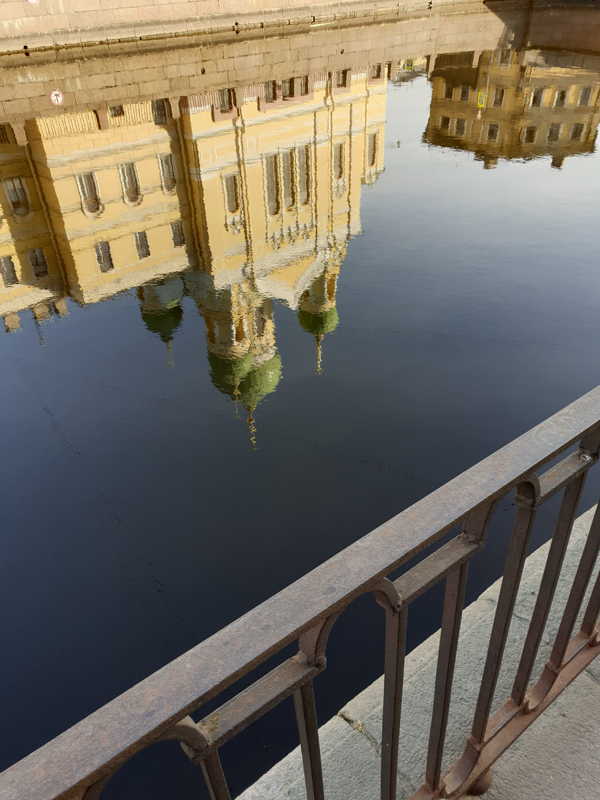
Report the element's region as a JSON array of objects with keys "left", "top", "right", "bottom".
[
  {"left": 190, "top": 273, "right": 281, "bottom": 447},
  {"left": 139, "top": 276, "right": 184, "bottom": 366},
  {"left": 298, "top": 254, "right": 341, "bottom": 373}
]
